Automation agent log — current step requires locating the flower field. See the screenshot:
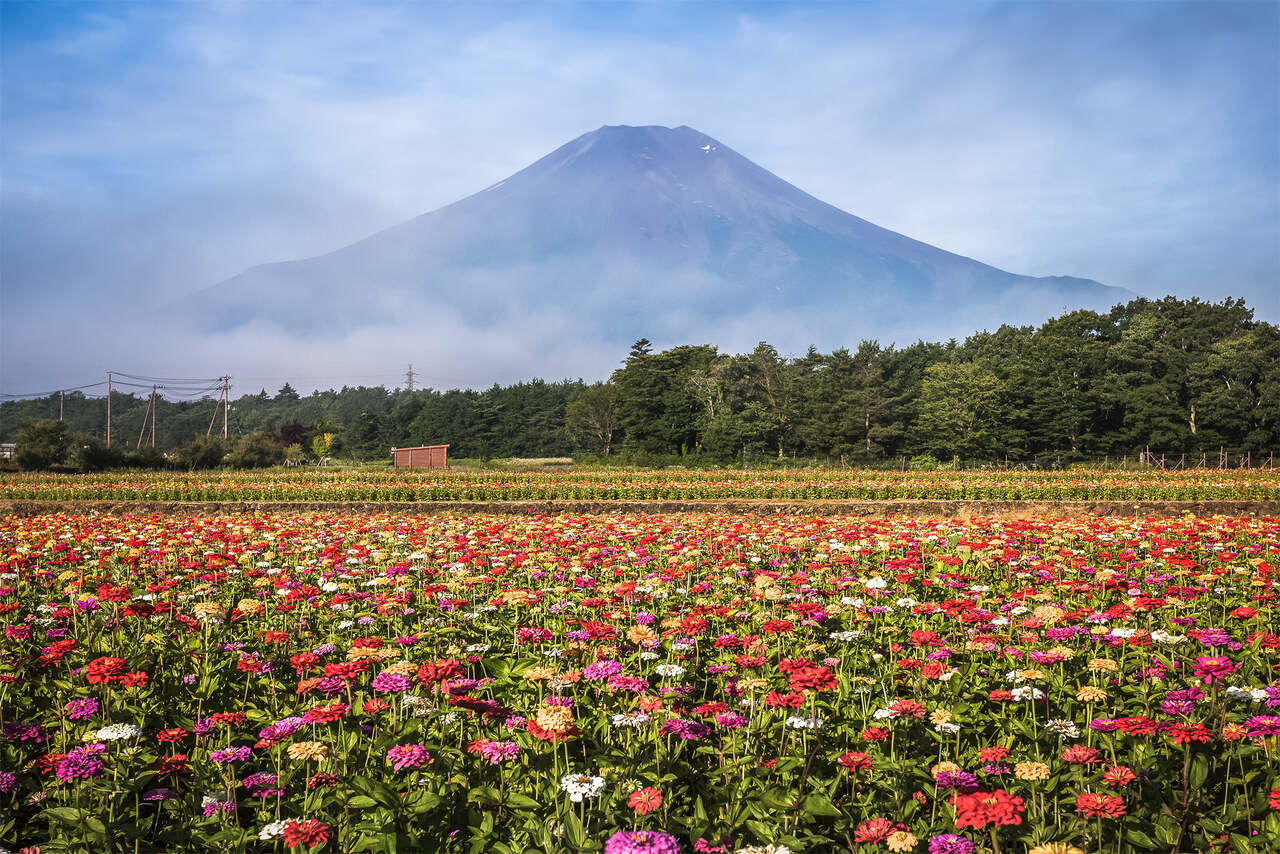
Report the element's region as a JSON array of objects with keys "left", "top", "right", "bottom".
[
  {"left": 3, "top": 510, "right": 1280, "bottom": 853},
  {"left": 1, "top": 468, "right": 1278, "bottom": 502}
]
